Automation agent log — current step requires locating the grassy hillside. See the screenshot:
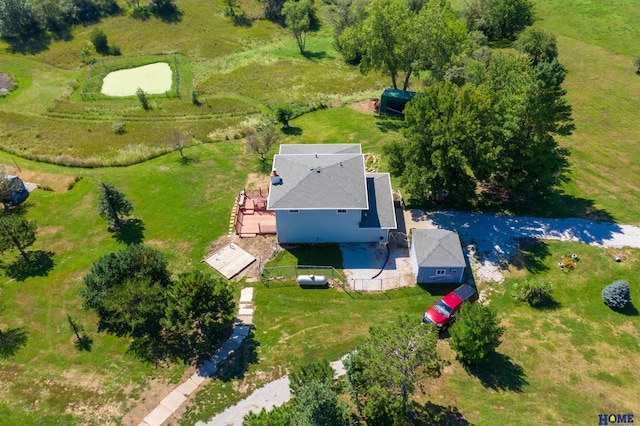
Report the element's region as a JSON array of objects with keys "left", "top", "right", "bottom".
[
  {"left": 0, "top": 142, "right": 249, "bottom": 423},
  {"left": 0, "top": 0, "right": 386, "bottom": 166}
]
